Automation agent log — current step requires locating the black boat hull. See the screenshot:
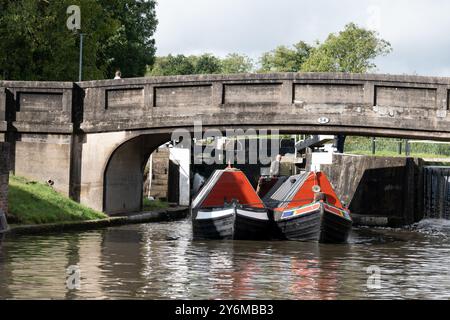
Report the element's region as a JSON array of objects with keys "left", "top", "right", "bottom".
[
  {"left": 320, "top": 204, "right": 353, "bottom": 243},
  {"left": 192, "top": 207, "right": 271, "bottom": 240},
  {"left": 275, "top": 209, "right": 322, "bottom": 241},
  {"left": 193, "top": 210, "right": 235, "bottom": 240},
  {"left": 273, "top": 202, "right": 352, "bottom": 243},
  {"left": 235, "top": 208, "right": 271, "bottom": 240}
]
